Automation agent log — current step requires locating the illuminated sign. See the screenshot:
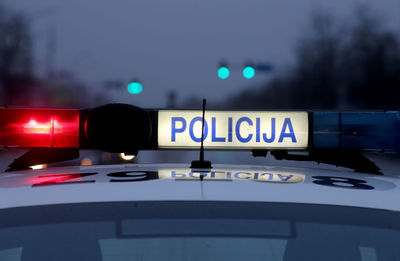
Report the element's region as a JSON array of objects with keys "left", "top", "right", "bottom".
[{"left": 158, "top": 111, "right": 308, "bottom": 149}]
